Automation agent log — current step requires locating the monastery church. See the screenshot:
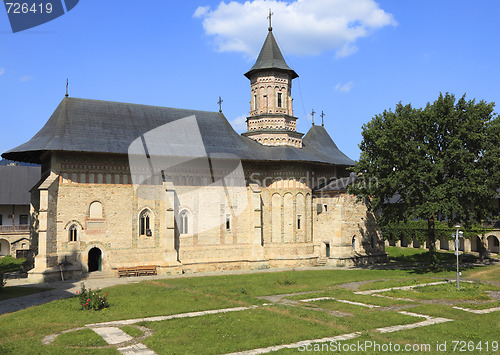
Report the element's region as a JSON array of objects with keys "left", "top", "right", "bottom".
[{"left": 3, "top": 23, "right": 386, "bottom": 282}]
